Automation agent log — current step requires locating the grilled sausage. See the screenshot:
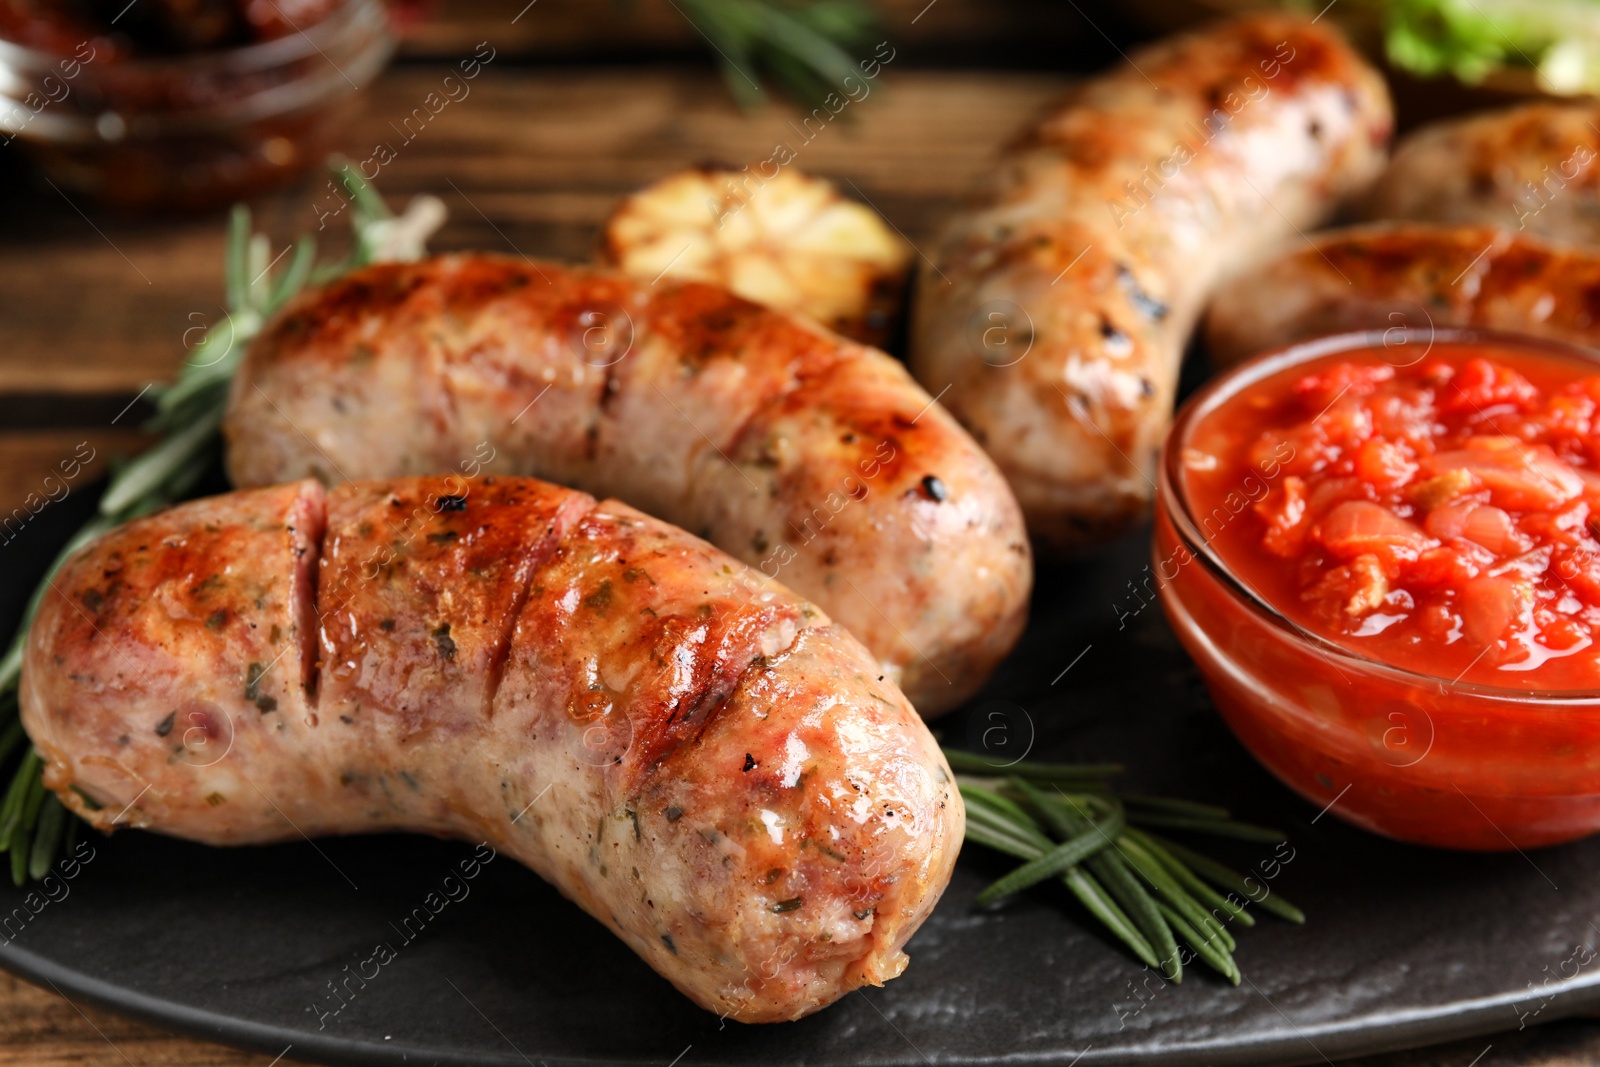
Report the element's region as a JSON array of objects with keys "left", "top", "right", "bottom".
[
  {"left": 224, "top": 255, "right": 1030, "bottom": 716},
  {"left": 908, "top": 14, "right": 1392, "bottom": 553},
  {"left": 1364, "top": 102, "right": 1600, "bottom": 245},
  {"left": 1204, "top": 223, "right": 1600, "bottom": 367},
  {"left": 19, "top": 475, "right": 962, "bottom": 1023}
]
